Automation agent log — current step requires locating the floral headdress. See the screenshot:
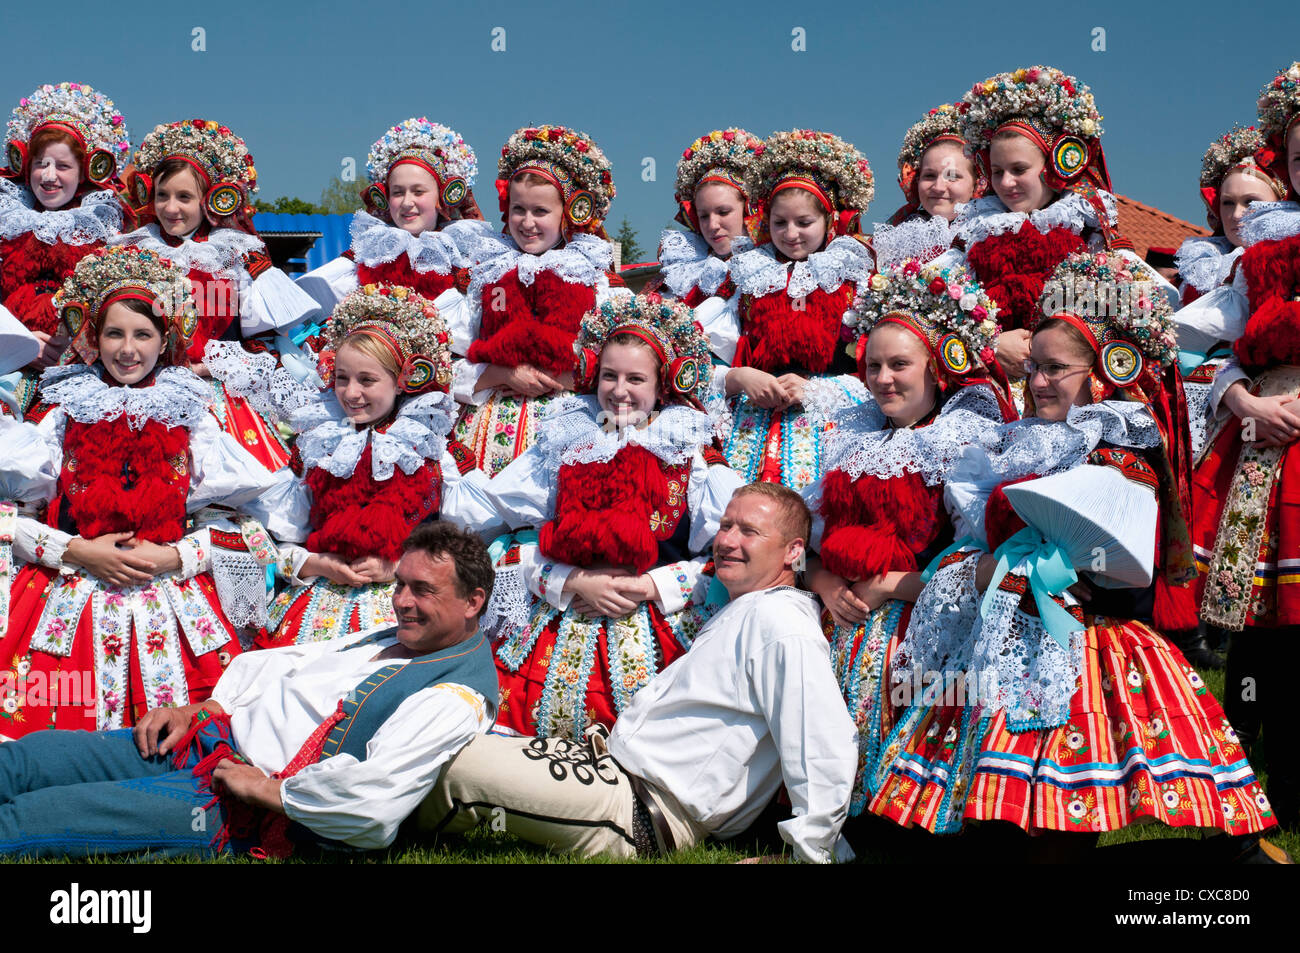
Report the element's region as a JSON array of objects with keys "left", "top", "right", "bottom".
[
  {"left": 847, "top": 258, "right": 1000, "bottom": 384},
  {"left": 673, "top": 128, "right": 765, "bottom": 237},
  {"left": 3, "top": 82, "right": 130, "bottom": 188},
  {"left": 54, "top": 245, "right": 197, "bottom": 366},
  {"left": 497, "top": 124, "right": 614, "bottom": 238},
  {"left": 574, "top": 294, "right": 713, "bottom": 407},
  {"left": 748, "top": 130, "right": 874, "bottom": 238},
  {"left": 133, "top": 119, "right": 257, "bottom": 219},
  {"left": 317, "top": 283, "right": 453, "bottom": 395},
  {"left": 1257, "top": 62, "right": 1300, "bottom": 195},
  {"left": 1197, "top": 125, "right": 1286, "bottom": 222},
  {"left": 894, "top": 103, "right": 986, "bottom": 216},
  {"left": 362, "top": 118, "right": 478, "bottom": 219}
]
